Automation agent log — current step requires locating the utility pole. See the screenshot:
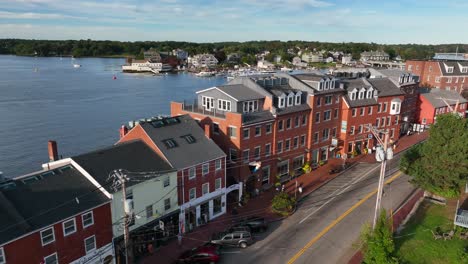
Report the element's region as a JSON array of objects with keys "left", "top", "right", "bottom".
[{"left": 366, "top": 126, "right": 393, "bottom": 229}]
